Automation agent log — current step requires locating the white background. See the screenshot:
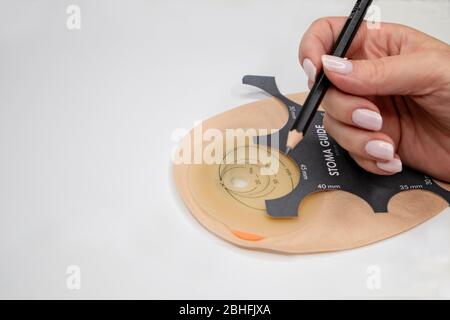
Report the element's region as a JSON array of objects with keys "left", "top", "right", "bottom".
[{"left": 0, "top": 0, "right": 449, "bottom": 299}]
